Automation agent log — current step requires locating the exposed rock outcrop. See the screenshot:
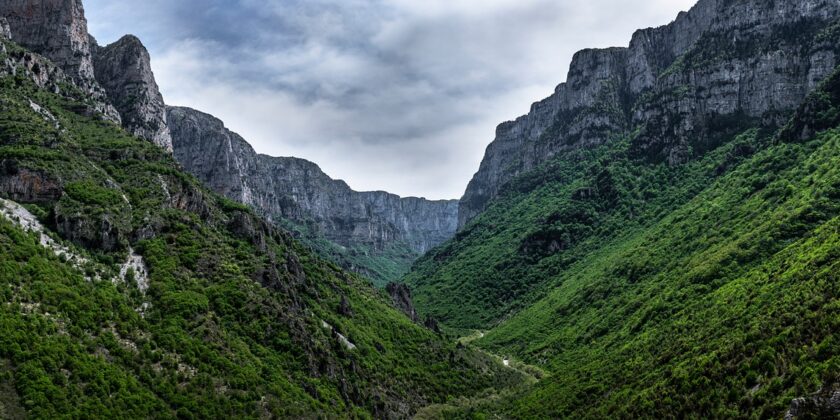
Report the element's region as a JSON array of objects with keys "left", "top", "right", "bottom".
[
  {"left": 0, "top": 198, "right": 96, "bottom": 281},
  {"left": 785, "top": 386, "right": 840, "bottom": 419},
  {"left": 0, "top": 164, "right": 62, "bottom": 204},
  {"left": 91, "top": 35, "right": 172, "bottom": 151},
  {"left": 0, "top": 0, "right": 120, "bottom": 123},
  {"left": 167, "top": 106, "right": 459, "bottom": 261},
  {"left": 0, "top": 0, "right": 173, "bottom": 149},
  {"left": 0, "top": 0, "right": 94, "bottom": 84},
  {"left": 386, "top": 283, "right": 418, "bottom": 322},
  {"left": 459, "top": 0, "right": 840, "bottom": 227},
  {"left": 0, "top": 39, "right": 71, "bottom": 94},
  {"left": 0, "top": 17, "right": 11, "bottom": 39}
]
